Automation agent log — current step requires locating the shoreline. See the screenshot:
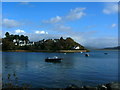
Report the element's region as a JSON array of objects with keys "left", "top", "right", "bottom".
[
  {"left": 66, "top": 82, "right": 120, "bottom": 89},
  {"left": 1, "top": 49, "right": 119, "bottom": 52},
  {"left": 3, "top": 82, "right": 120, "bottom": 89},
  {"left": 2, "top": 49, "right": 89, "bottom": 53},
  {"left": 93, "top": 49, "right": 119, "bottom": 51}
]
